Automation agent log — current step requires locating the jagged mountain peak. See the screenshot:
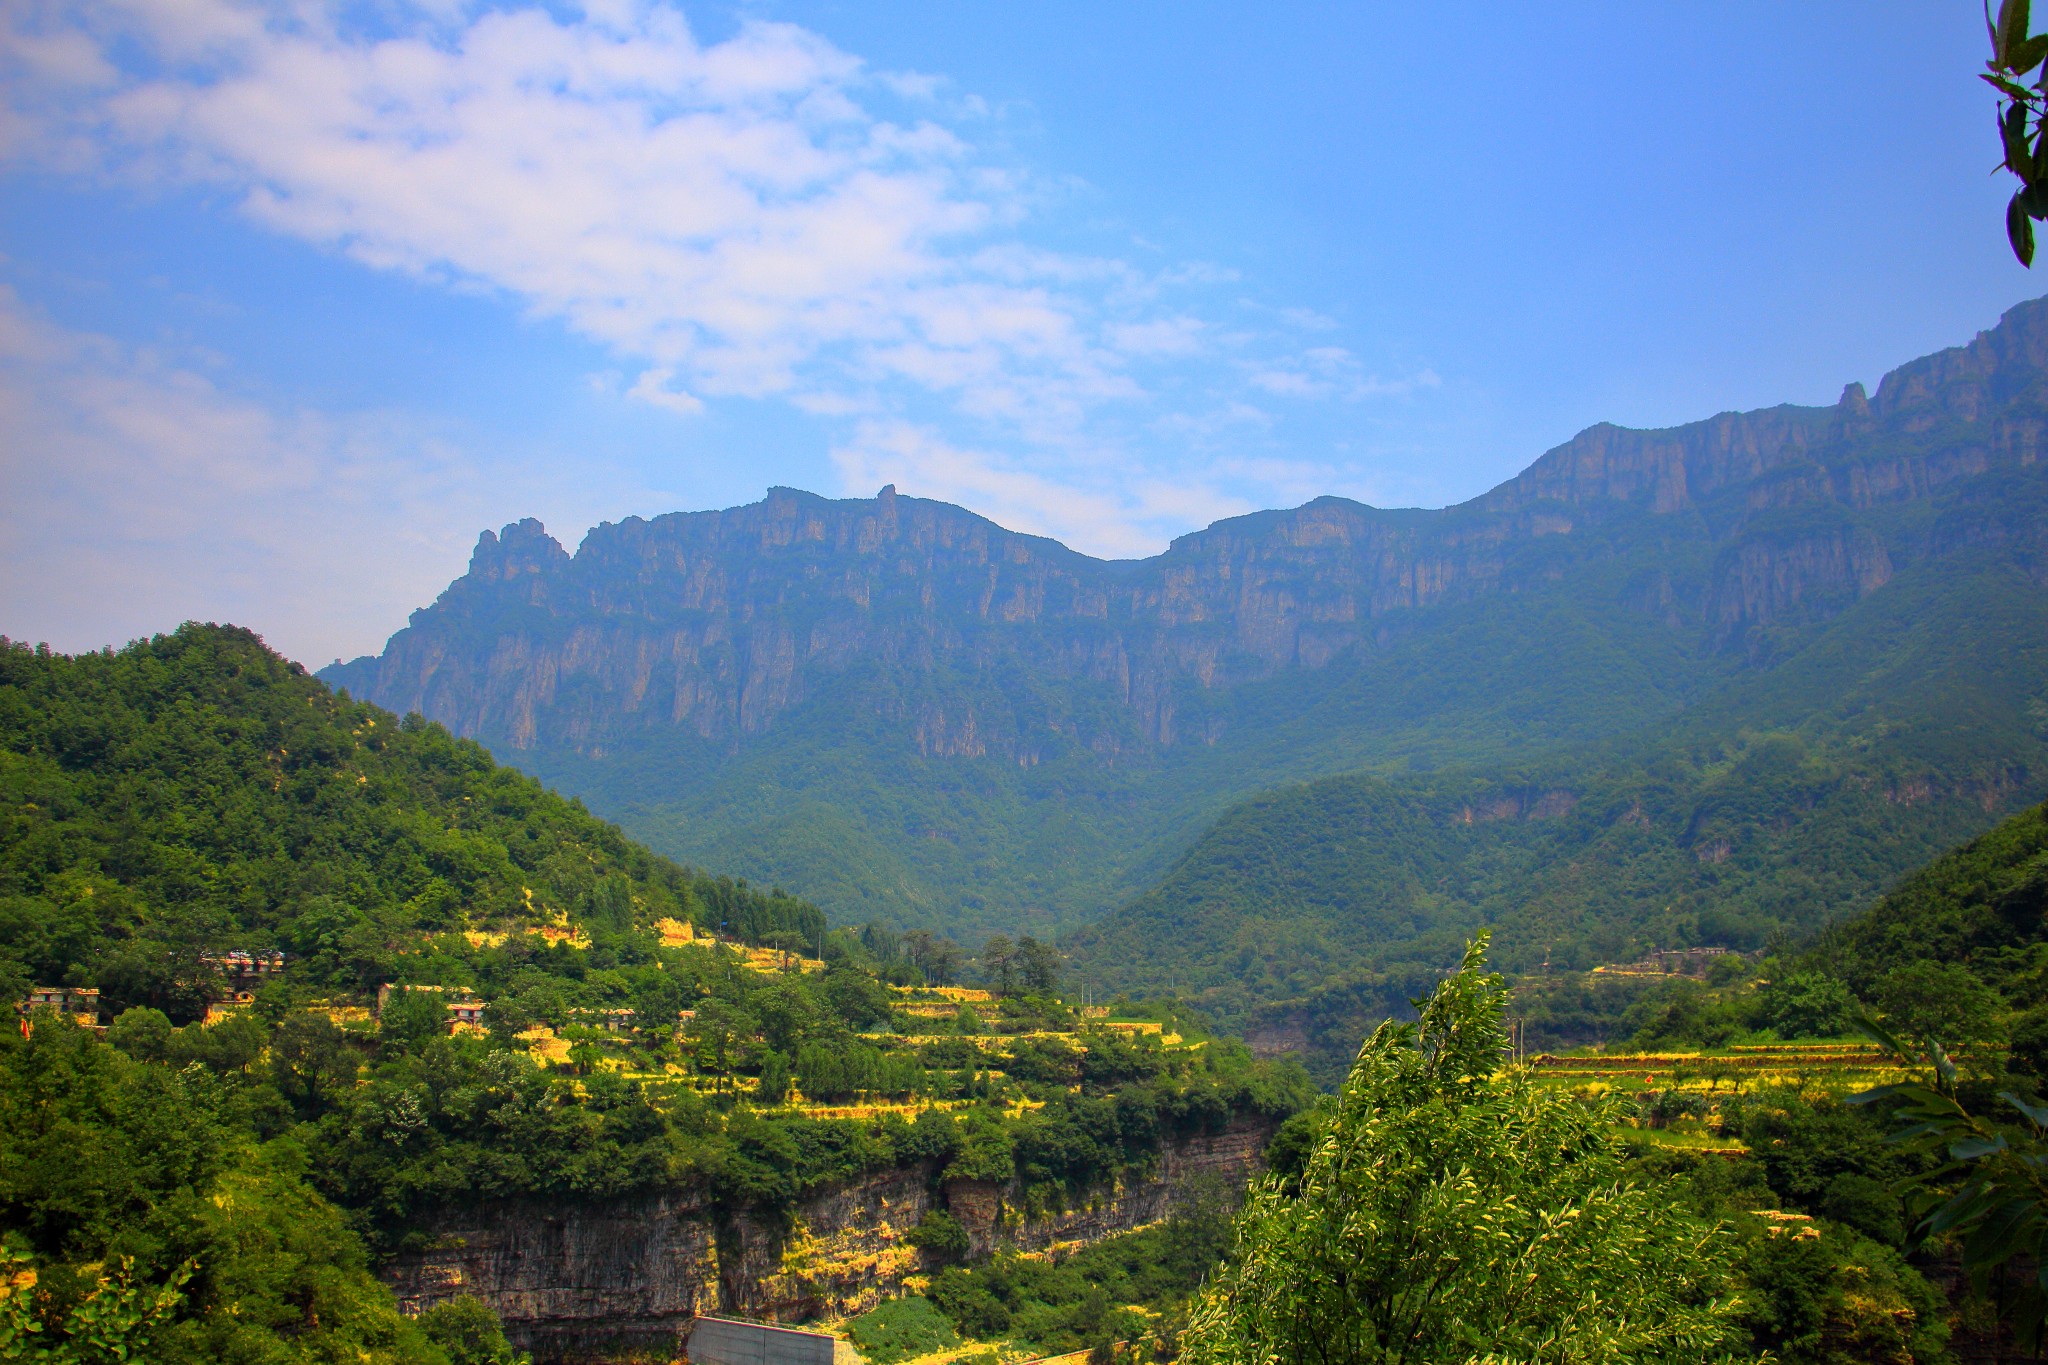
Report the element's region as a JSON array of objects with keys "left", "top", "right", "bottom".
[
  {"left": 335, "top": 295, "right": 2048, "bottom": 754},
  {"left": 323, "top": 299, "right": 2048, "bottom": 937}
]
